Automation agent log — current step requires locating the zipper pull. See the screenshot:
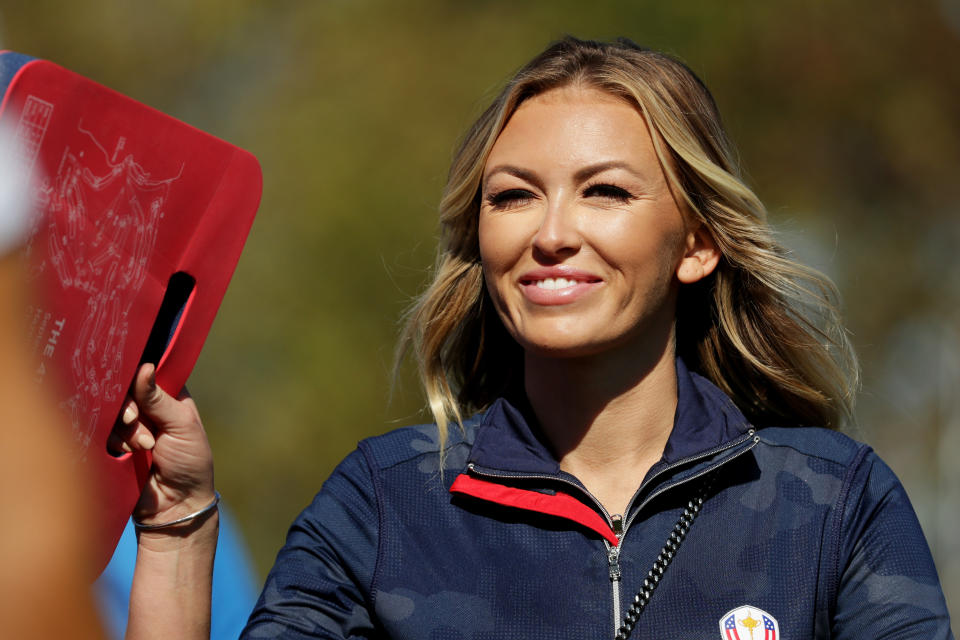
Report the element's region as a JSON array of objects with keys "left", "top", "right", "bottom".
[
  {"left": 608, "top": 514, "right": 623, "bottom": 581},
  {"left": 607, "top": 544, "right": 622, "bottom": 581},
  {"left": 611, "top": 514, "right": 624, "bottom": 538}
]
